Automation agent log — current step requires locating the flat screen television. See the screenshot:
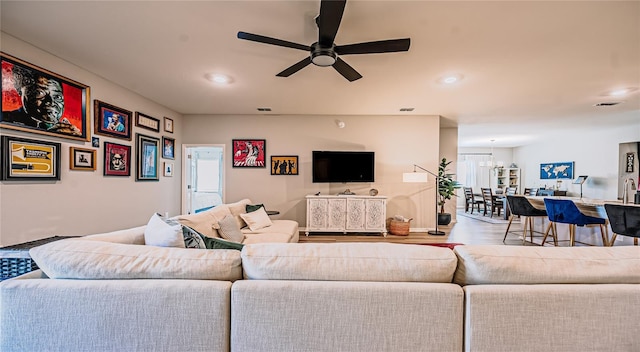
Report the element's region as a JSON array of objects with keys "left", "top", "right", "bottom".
[{"left": 312, "top": 151, "right": 375, "bottom": 183}]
